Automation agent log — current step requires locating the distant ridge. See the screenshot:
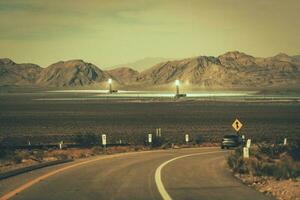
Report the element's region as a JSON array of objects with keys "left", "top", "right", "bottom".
[
  {"left": 292, "top": 55, "right": 300, "bottom": 62},
  {"left": 1, "top": 51, "right": 299, "bottom": 89},
  {"left": 110, "top": 57, "right": 172, "bottom": 72},
  {"left": 105, "top": 67, "right": 139, "bottom": 85}
]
